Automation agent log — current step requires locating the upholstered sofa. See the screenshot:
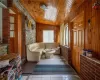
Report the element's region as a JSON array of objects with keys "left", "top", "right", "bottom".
[{"left": 26, "top": 43, "right": 60, "bottom": 62}]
